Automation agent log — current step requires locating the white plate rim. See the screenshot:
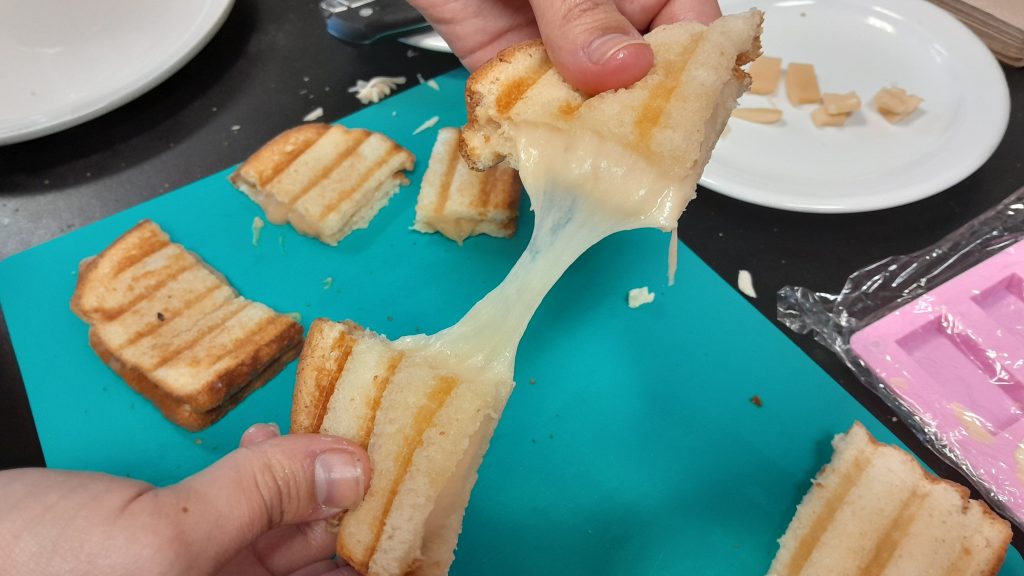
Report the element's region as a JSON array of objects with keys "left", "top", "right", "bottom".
[
  {"left": 701, "top": 0, "right": 1011, "bottom": 214},
  {"left": 0, "top": 0, "right": 235, "bottom": 146}
]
